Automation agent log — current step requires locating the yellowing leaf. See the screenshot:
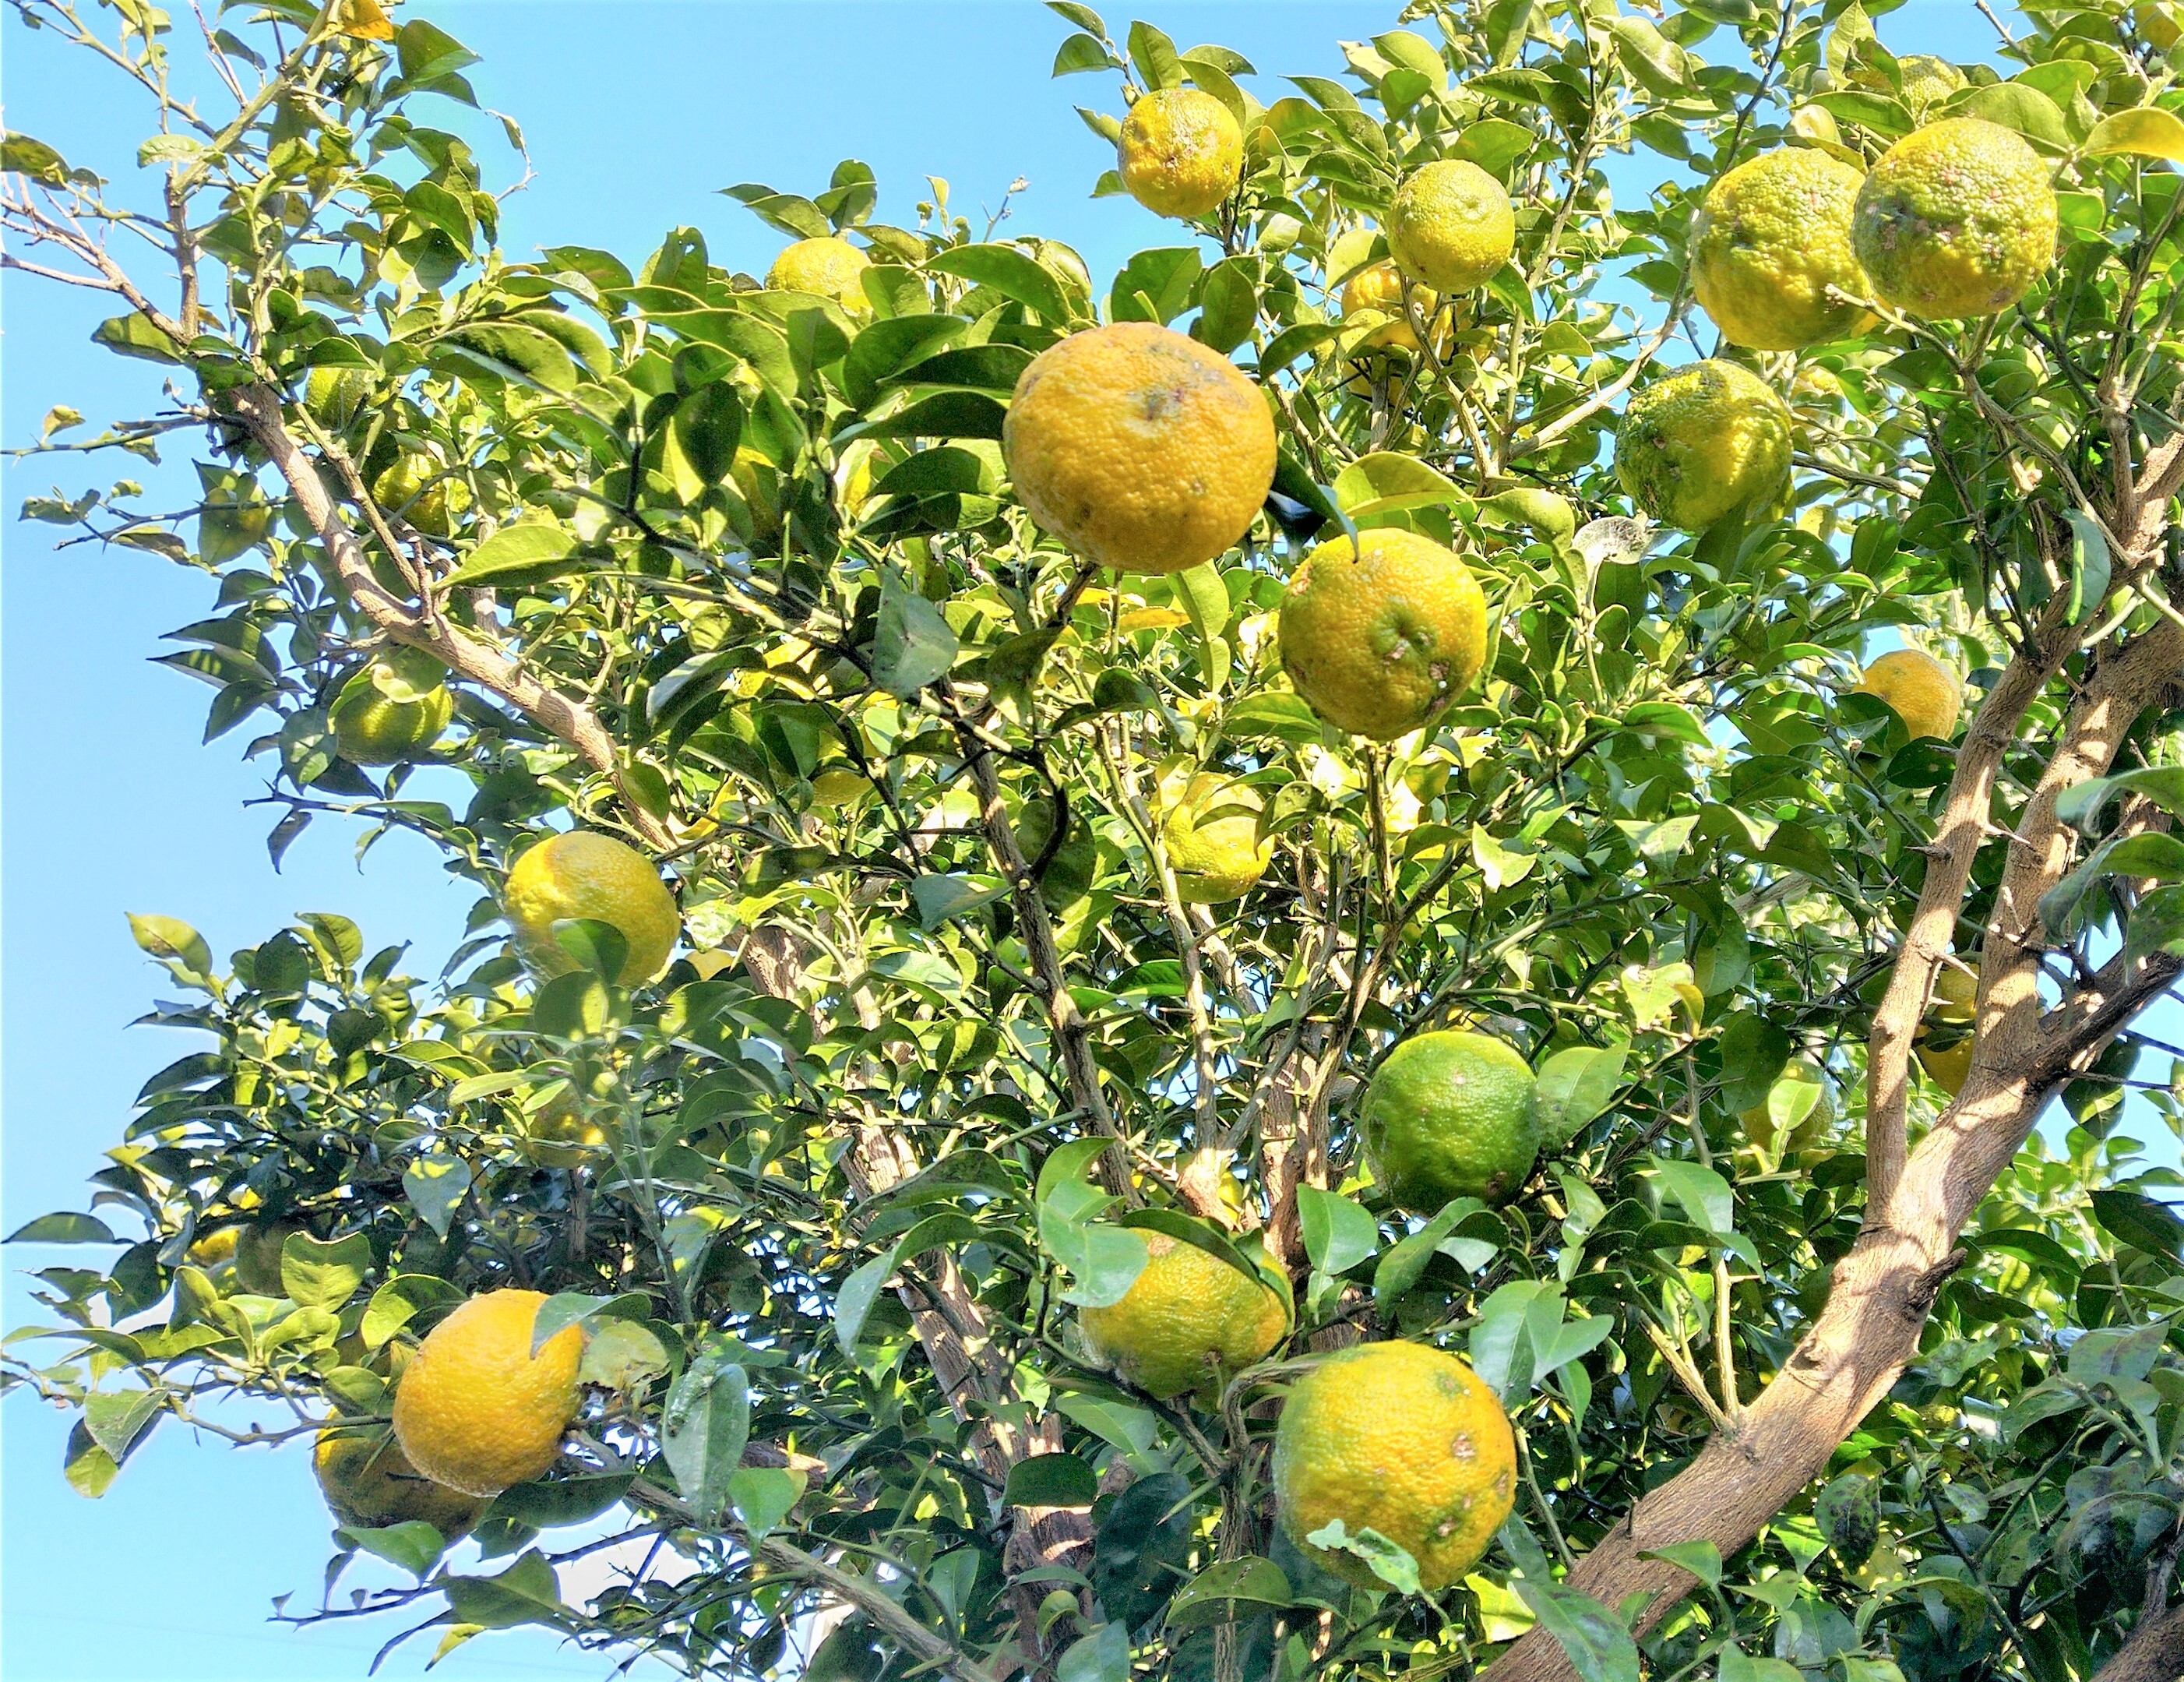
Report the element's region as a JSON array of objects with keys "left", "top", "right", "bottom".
[
  {"left": 327, "top": 0, "right": 396, "bottom": 40},
  {"left": 2086, "top": 107, "right": 2184, "bottom": 163},
  {"left": 1117, "top": 607, "right": 1191, "bottom": 632}
]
